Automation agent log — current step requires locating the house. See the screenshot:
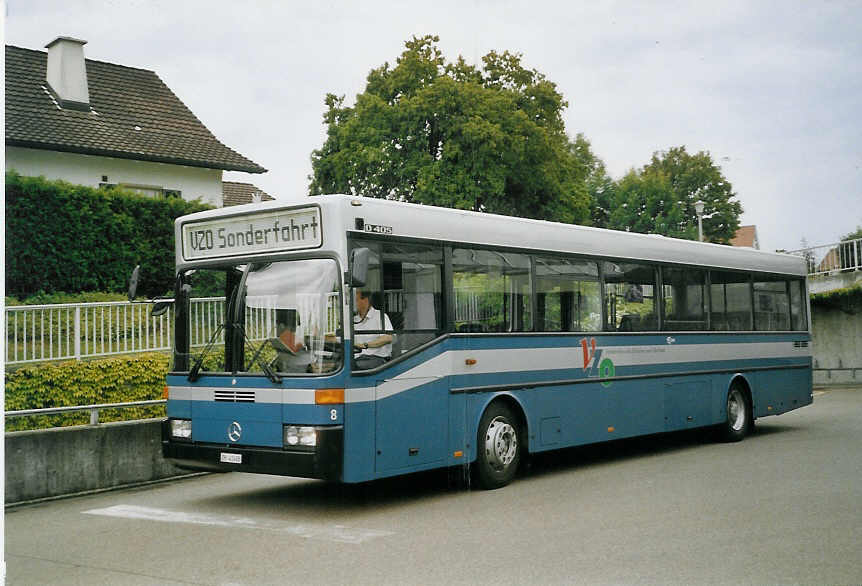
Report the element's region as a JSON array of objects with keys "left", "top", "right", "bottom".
[
  {"left": 730, "top": 225, "right": 759, "bottom": 249},
  {"left": 222, "top": 181, "right": 275, "bottom": 206},
  {"left": 5, "top": 37, "right": 266, "bottom": 207}
]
